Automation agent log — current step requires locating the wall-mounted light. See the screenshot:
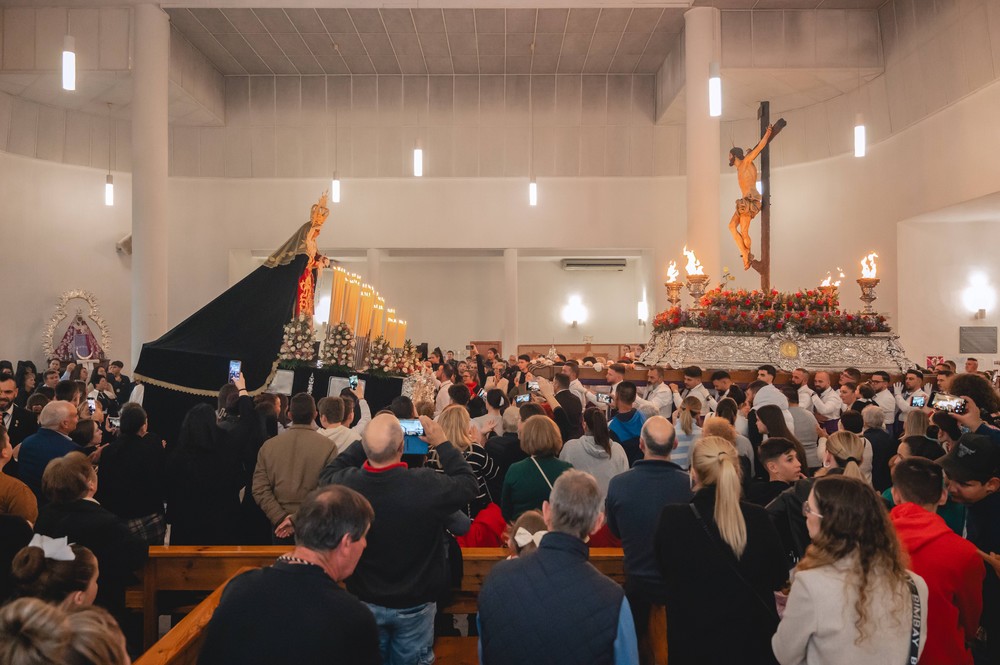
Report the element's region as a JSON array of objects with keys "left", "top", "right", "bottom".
[
  {"left": 562, "top": 295, "right": 587, "bottom": 328},
  {"left": 708, "top": 61, "right": 722, "bottom": 118},
  {"left": 962, "top": 272, "right": 995, "bottom": 319},
  {"left": 62, "top": 35, "right": 76, "bottom": 91},
  {"left": 637, "top": 300, "right": 649, "bottom": 326}
]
